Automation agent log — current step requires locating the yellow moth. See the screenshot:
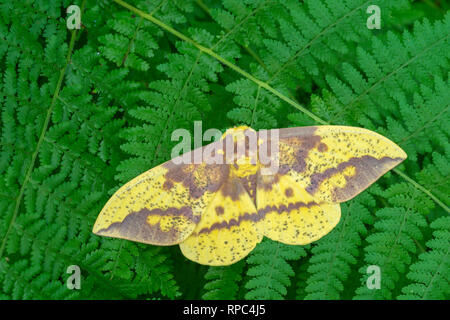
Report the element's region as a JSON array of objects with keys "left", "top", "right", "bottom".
[{"left": 93, "top": 126, "right": 406, "bottom": 266}]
